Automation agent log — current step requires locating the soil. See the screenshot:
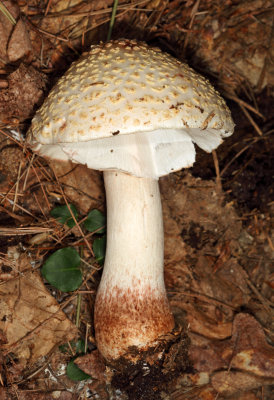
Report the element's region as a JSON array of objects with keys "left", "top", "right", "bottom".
[
  {"left": 191, "top": 96, "right": 274, "bottom": 215},
  {"left": 0, "top": 1, "right": 273, "bottom": 399}
]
